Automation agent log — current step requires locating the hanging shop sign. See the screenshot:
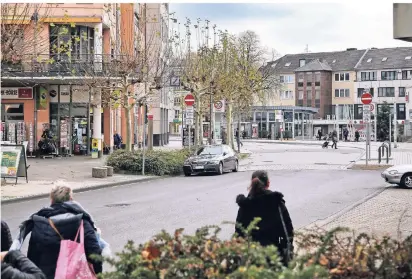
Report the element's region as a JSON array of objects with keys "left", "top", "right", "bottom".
[
  {"left": 49, "top": 85, "right": 90, "bottom": 103},
  {"left": 1, "top": 87, "right": 33, "bottom": 99}
]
